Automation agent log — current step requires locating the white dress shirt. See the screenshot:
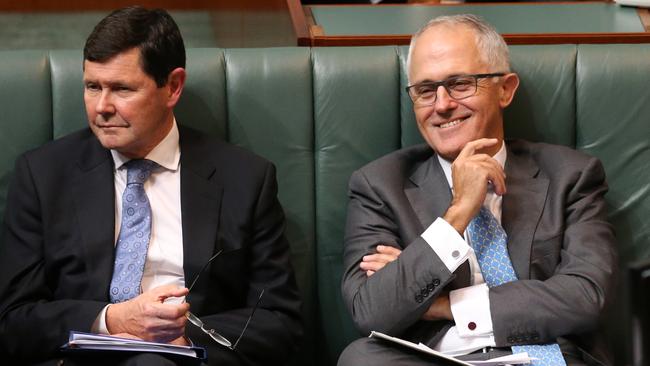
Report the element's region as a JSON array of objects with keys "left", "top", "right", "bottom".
[
  {"left": 93, "top": 120, "right": 185, "bottom": 334},
  {"left": 420, "top": 143, "right": 507, "bottom": 355}
]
